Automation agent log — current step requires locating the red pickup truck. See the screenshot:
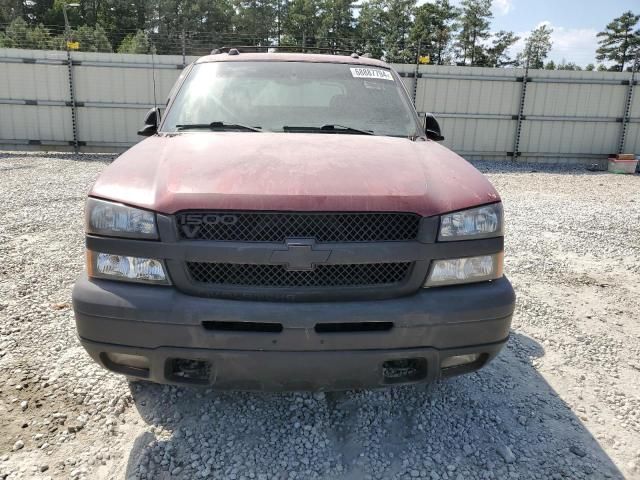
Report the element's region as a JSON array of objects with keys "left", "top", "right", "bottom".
[{"left": 72, "top": 51, "right": 515, "bottom": 390}]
